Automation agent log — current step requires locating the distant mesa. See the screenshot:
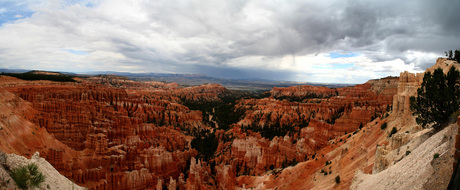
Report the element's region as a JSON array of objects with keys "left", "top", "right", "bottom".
[
  {"left": 27, "top": 70, "right": 64, "bottom": 76},
  {"left": 0, "top": 70, "right": 76, "bottom": 82}
]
